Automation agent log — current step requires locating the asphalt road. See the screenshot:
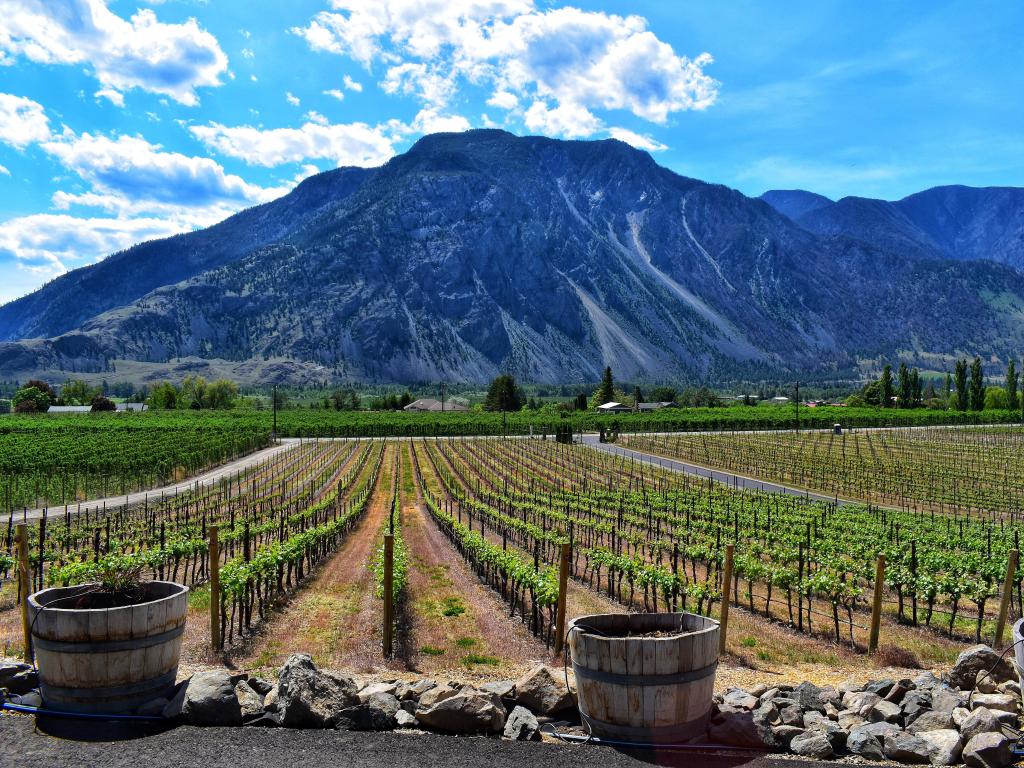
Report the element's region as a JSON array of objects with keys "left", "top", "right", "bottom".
[{"left": 0, "top": 715, "right": 844, "bottom": 768}]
